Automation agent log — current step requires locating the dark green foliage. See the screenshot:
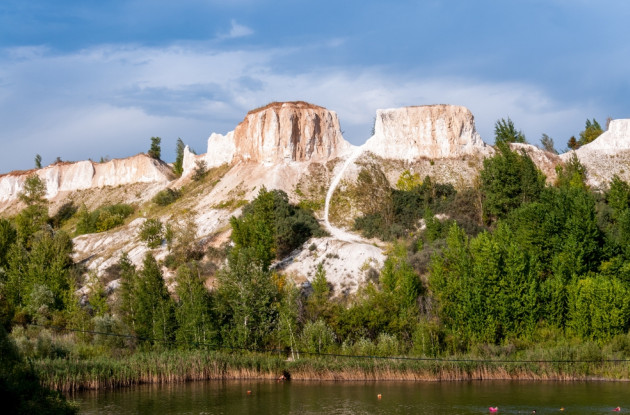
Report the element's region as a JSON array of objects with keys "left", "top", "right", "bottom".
[
  {"left": 480, "top": 143, "right": 546, "bottom": 221},
  {"left": 152, "top": 188, "right": 181, "bottom": 206},
  {"left": 4, "top": 228, "right": 75, "bottom": 326},
  {"left": 305, "top": 264, "right": 331, "bottom": 322},
  {"left": 354, "top": 173, "right": 457, "bottom": 241},
  {"left": 113, "top": 253, "right": 138, "bottom": 337},
  {"left": 607, "top": 175, "right": 630, "bottom": 215},
  {"left": 555, "top": 153, "right": 587, "bottom": 189},
  {"left": 50, "top": 202, "right": 77, "bottom": 229},
  {"left": 494, "top": 117, "right": 526, "bottom": 145},
  {"left": 173, "top": 138, "right": 185, "bottom": 177},
  {"left": 192, "top": 160, "right": 207, "bottom": 181},
  {"left": 134, "top": 253, "right": 176, "bottom": 346},
  {"left": 231, "top": 187, "right": 325, "bottom": 268},
  {"left": 148, "top": 136, "right": 161, "bottom": 159},
  {"left": 34, "top": 154, "right": 42, "bottom": 169},
  {"left": 175, "top": 262, "right": 216, "bottom": 347},
  {"left": 0, "top": 326, "right": 77, "bottom": 414},
  {"left": 75, "top": 203, "right": 134, "bottom": 235},
  {"left": 0, "top": 218, "right": 16, "bottom": 270},
  {"left": 215, "top": 248, "right": 280, "bottom": 349},
  {"left": 139, "top": 218, "right": 164, "bottom": 248}
]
